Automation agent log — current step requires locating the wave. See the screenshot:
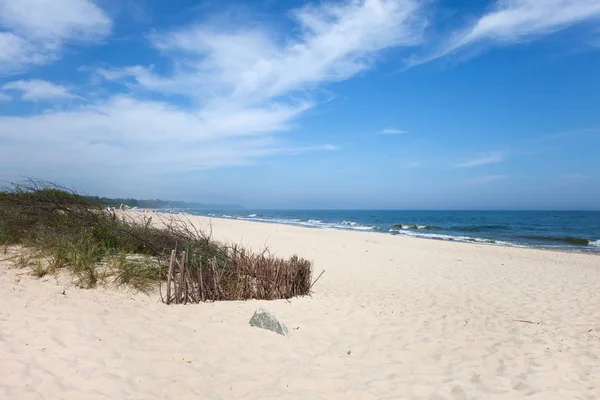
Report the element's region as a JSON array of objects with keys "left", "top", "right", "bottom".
[
  {"left": 393, "top": 224, "right": 511, "bottom": 232},
  {"left": 346, "top": 225, "right": 378, "bottom": 231},
  {"left": 236, "top": 216, "right": 377, "bottom": 232},
  {"left": 392, "top": 224, "right": 441, "bottom": 230},
  {"left": 304, "top": 220, "right": 377, "bottom": 231},
  {"left": 389, "top": 229, "right": 522, "bottom": 247},
  {"left": 517, "top": 235, "right": 591, "bottom": 246},
  {"left": 451, "top": 225, "right": 509, "bottom": 232},
  {"left": 239, "top": 216, "right": 301, "bottom": 225},
  {"left": 590, "top": 240, "right": 600, "bottom": 247}
]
